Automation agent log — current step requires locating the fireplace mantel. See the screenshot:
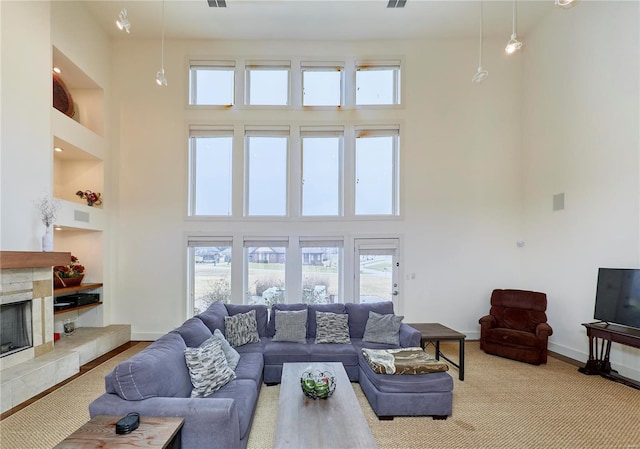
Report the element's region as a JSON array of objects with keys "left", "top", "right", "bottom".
[{"left": 0, "top": 251, "right": 71, "bottom": 269}]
